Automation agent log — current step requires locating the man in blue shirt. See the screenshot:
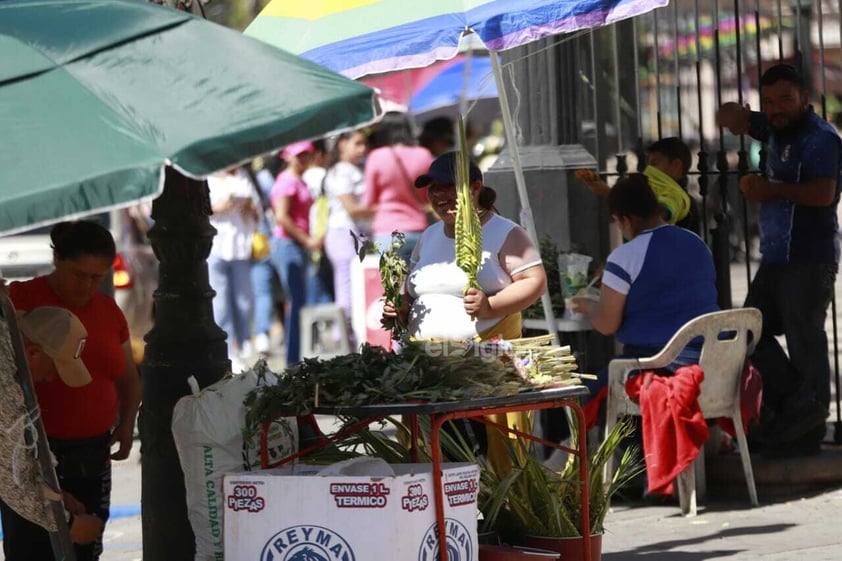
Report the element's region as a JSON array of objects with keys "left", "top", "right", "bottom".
[{"left": 718, "top": 64, "right": 841, "bottom": 457}]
